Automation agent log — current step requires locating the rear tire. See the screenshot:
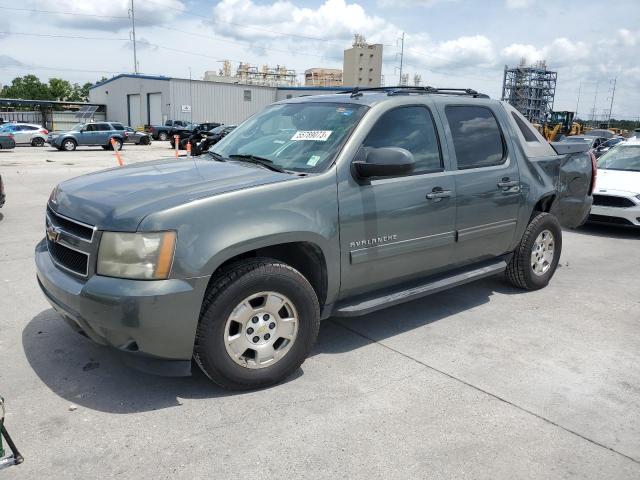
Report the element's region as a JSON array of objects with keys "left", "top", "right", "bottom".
[
  {"left": 32, "top": 137, "right": 45, "bottom": 147},
  {"left": 139, "top": 136, "right": 150, "bottom": 145},
  {"left": 158, "top": 132, "right": 168, "bottom": 141},
  {"left": 194, "top": 258, "right": 320, "bottom": 390},
  {"left": 109, "top": 138, "right": 123, "bottom": 151},
  {"left": 506, "top": 212, "right": 562, "bottom": 290}
]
